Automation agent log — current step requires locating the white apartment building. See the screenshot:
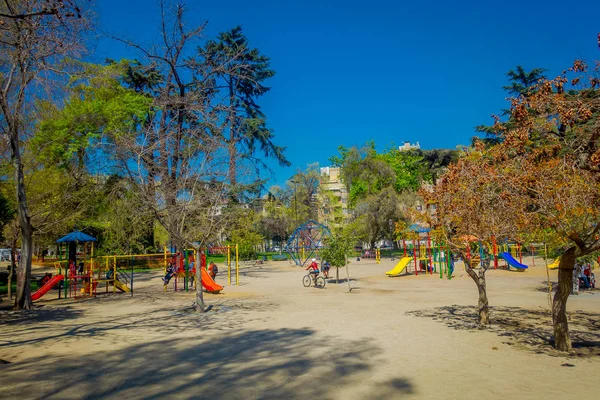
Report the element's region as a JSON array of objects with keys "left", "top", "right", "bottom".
[
  {"left": 318, "top": 166, "right": 350, "bottom": 225},
  {"left": 399, "top": 141, "right": 420, "bottom": 151}
]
